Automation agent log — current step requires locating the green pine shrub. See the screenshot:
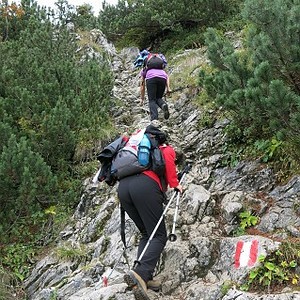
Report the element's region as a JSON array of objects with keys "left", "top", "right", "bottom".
[
  {"left": 200, "top": 0, "right": 300, "bottom": 170},
  {"left": 0, "top": 1, "right": 115, "bottom": 284}
]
